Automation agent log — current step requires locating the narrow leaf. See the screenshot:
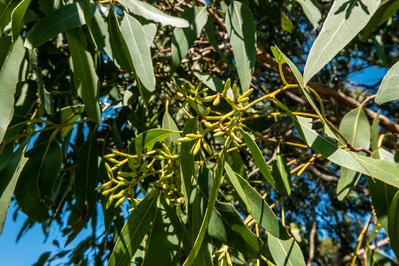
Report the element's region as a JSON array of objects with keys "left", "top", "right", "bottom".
[
  {"left": 171, "top": 6, "right": 208, "bottom": 70},
  {"left": 371, "top": 111, "right": 380, "bottom": 151},
  {"left": 362, "top": 0, "right": 399, "bottom": 39},
  {"left": 108, "top": 192, "right": 158, "bottom": 266},
  {"left": 194, "top": 72, "right": 224, "bottom": 93},
  {"left": 66, "top": 29, "right": 101, "bottom": 122},
  {"left": 224, "top": 162, "right": 251, "bottom": 212},
  {"left": 337, "top": 167, "right": 361, "bottom": 201},
  {"left": 272, "top": 154, "right": 292, "bottom": 196},
  {"left": 303, "top": 0, "right": 380, "bottom": 85},
  {"left": 162, "top": 107, "right": 180, "bottom": 145},
  {"left": 0, "top": 37, "right": 24, "bottom": 145},
  {"left": 10, "top": 0, "right": 31, "bottom": 41},
  {"left": 128, "top": 129, "right": 178, "bottom": 154},
  {"left": 0, "top": 144, "right": 27, "bottom": 235},
  {"left": 120, "top": 14, "right": 155, "bottom": 91},
  {"left": 268, "top": 233, "right": 306, "bottom": 266},
  {"left": 225, "top": 1, "right": 256, "bottom": 92},
  {"left": 118, "top": 0, "right": 189, "bottom": 27},
  {"left": 295, "top": 0, "right": 321, "bottom": 29},
  {"left": 376, "top": 61, "right": 399, "bottom": 104},
  {"left": 239, "top": 128, "right": 275, "bottom": 187},
  {"left": 107, "top": 11, "right": 131, "bottom": 70},
  {"left": 388, "top": 191, "right": 399, "bottom": 258},
  {"left": 339, "top": 106, "right": 371, "bottom": 149},
  {"left": 25, "top": 2, "right": 96, "bottom": 48}
]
